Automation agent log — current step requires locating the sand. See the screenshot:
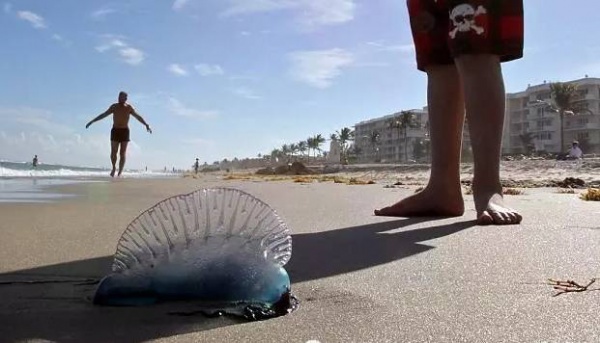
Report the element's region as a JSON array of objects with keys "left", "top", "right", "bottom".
[{"left": 1, "top": 163, "right": 599, "bottom": 342}]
